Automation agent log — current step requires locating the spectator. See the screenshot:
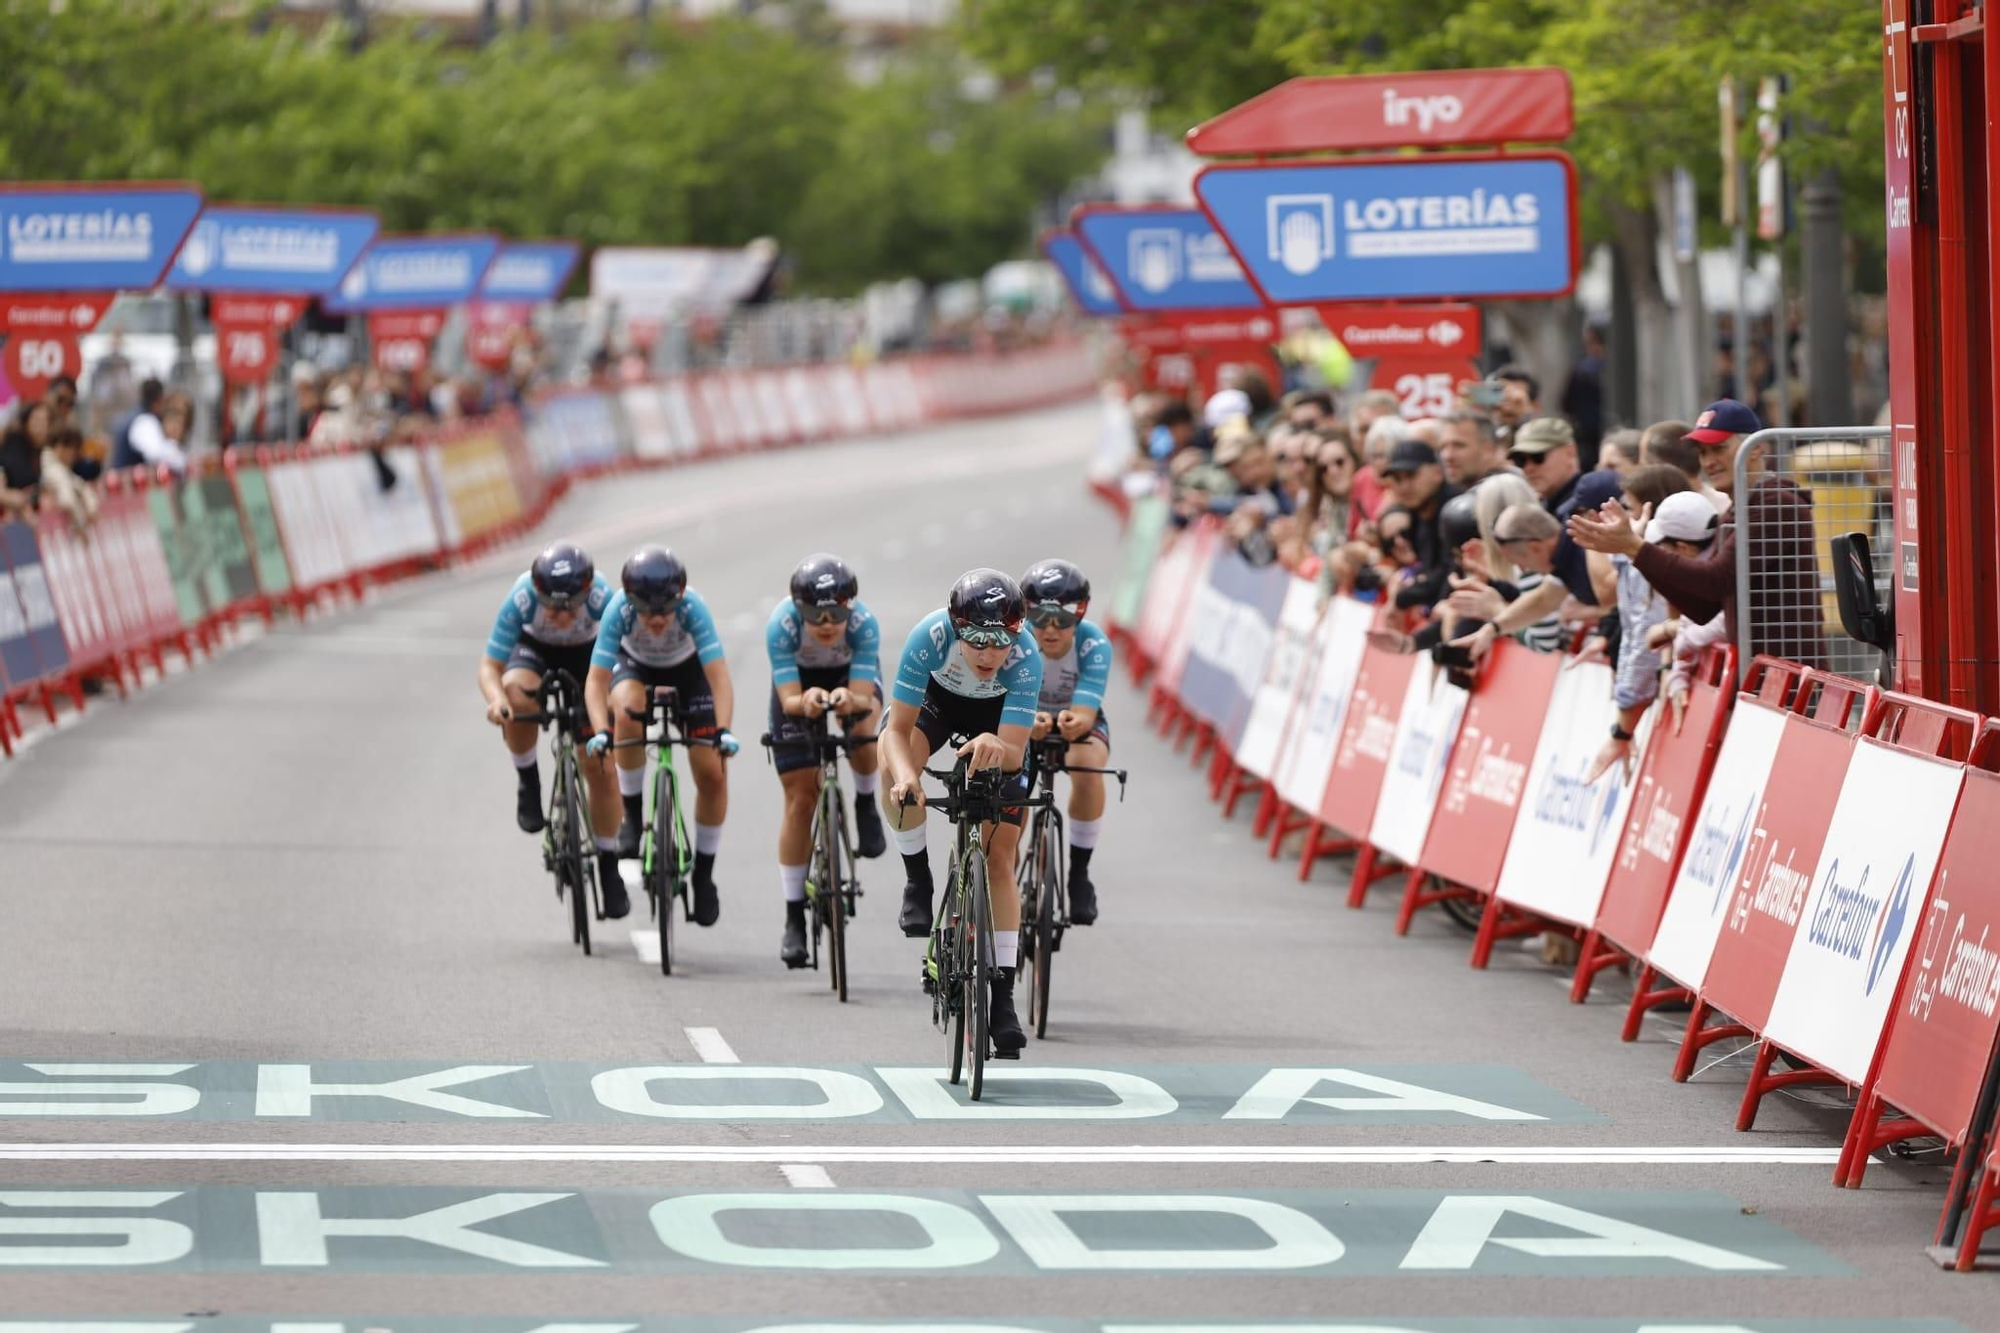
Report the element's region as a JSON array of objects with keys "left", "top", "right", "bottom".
[
  {"left": 1354, "top": 414, "right": 1404, "bottom": 526},
  {"left": 1471, "top": 473, "right": 1566, "bottom": 653},
  {"left": 1213, "top": 423, "right": 1295, "bottom": 518},
  {"left": 1347, "top": 388, "right": 1403, "bottom": 445},
  {"left": 1583, "top": 466, "right": 1695, "bottom": 781},
  {"left": 37, "top": 424, "right": 98, "bottom": 531},
  {"left": 1568, "top": 399, "right": 1819, "bottom": 667},
  {"left": 1231, "top": 368, "right": 1279, "bottom": 431},
  {"left": 87, "top": 332, "right": 139, "bottom": 434},
  {"left": 0, "top": 400, "right": 46, "bottom": 519},
  {"left": 1509, "top": 415, "right": 1583, "bottom": 515},
  {"left": 1598, "top": 428, "right": 1642, "bottom": 477},
  {"left": 1448, "top": 485, "right": 1619, "bottom": 661},
  {"left": 1203, "top": 389, "right": 1251, "bottom": 434},
  {"left": 110, "top": 378, "right": 183, "bottom": 476},
  {"left": 1382, "top": 438, "right": 1463, "bottom": 612},
  {"left": 1561, "top": 324, "right": 1608, "bottom": 469},
  {"left": 1288, "top": 389, "right": 1335, "bottom": 432},
  {"left": 1301, "top": 427, "right": 1360, "bottom": 545},
  {"left": 1640, "top": 422, "right": 1730, "bottom": 515},
  {"left": 1488, "top": 364, "right": 1541, "bottom": 443},
  {"left": 1267, "top": 422, "right": 1312, "bottom": 510},
  {"left": 1149, "top": 399, "right": 1204, "bottom": 462},
  {"left": 1437, "top": 411, "right": 1516, "bottom": 489},
  {"left": 1404, "top": 416, "right": 1444, "bottom": 449},
  {"left": 45, "top": 376, "right": 79, "bottom": 433}
]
